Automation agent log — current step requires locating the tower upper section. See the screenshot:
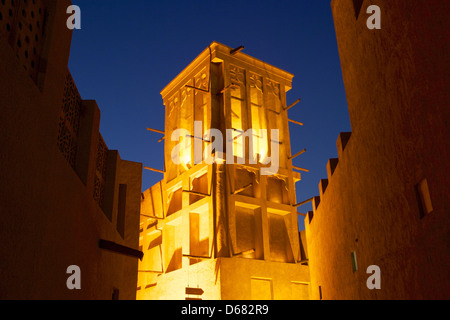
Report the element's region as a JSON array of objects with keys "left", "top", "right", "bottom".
[{"left": 160, "top": 42, "right": 296, "bottom": 183}]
